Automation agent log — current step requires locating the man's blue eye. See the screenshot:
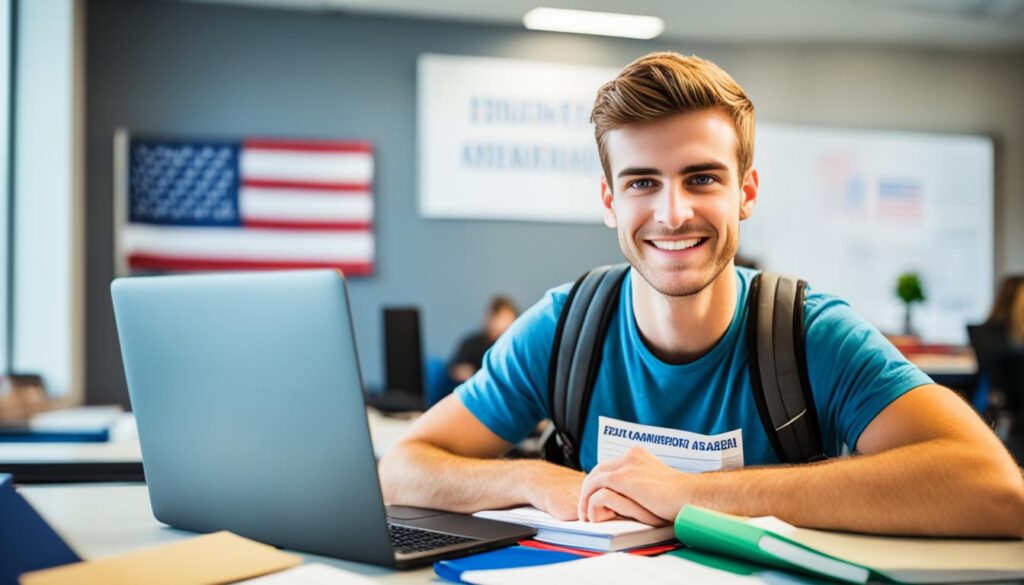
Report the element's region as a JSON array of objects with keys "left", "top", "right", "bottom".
[
  {"left": 690, "top": 175, "right": 716, "bottom": 186},
  {"left": 630, "top": 179, "right": 655, "bottom": 189}
]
